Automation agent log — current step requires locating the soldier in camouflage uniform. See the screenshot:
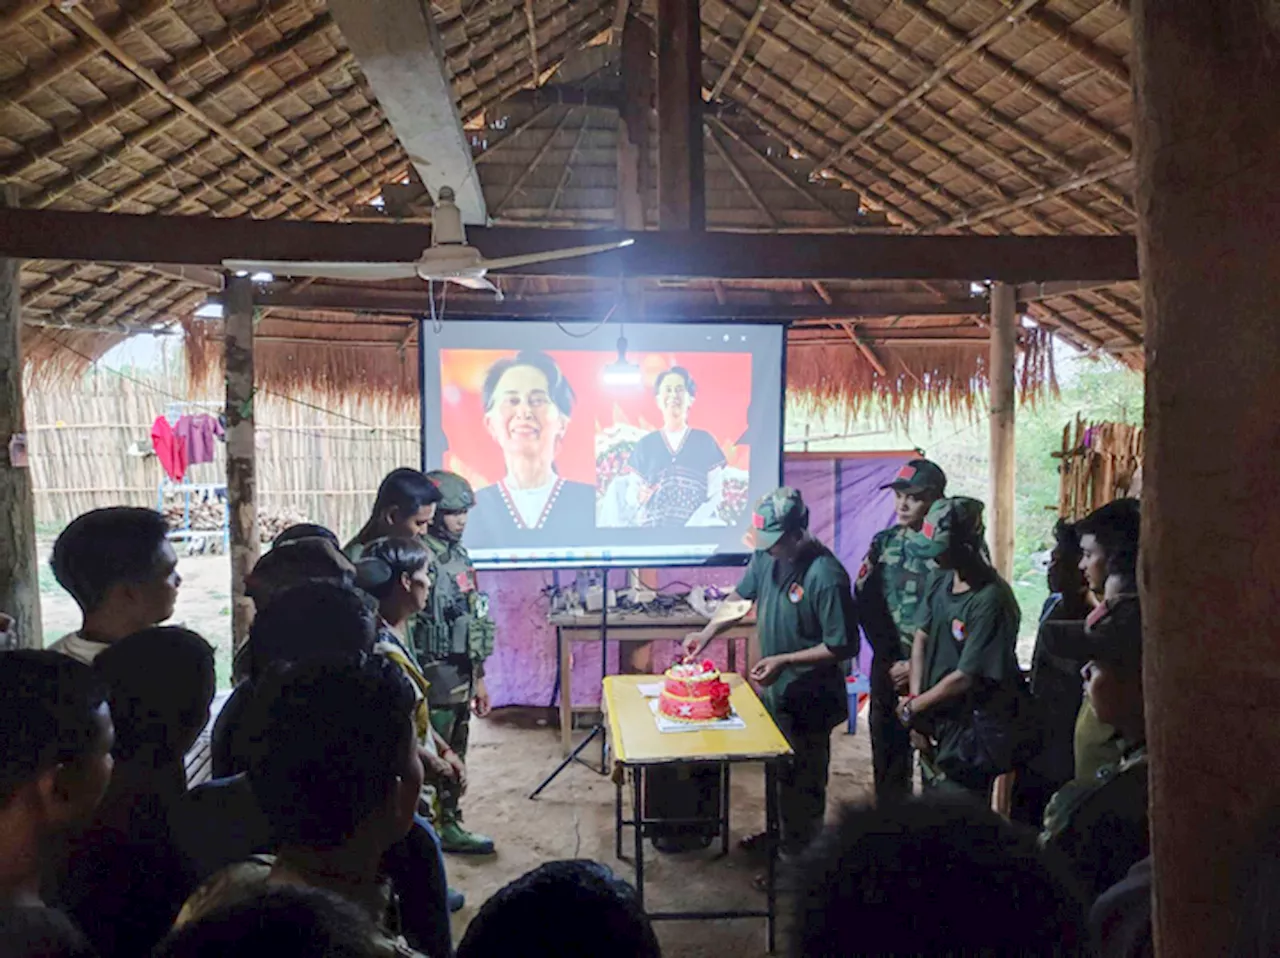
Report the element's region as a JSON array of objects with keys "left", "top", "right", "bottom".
[
  {"left": 855, "top": 458, "right": 947, "bottom": 802},
  {"left": 415, "top": 471, "right": 497, "bottom": 855}
]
